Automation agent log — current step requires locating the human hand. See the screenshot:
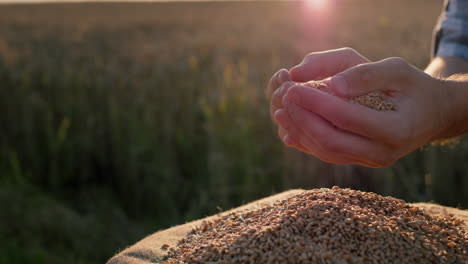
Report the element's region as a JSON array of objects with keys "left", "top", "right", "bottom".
[
  {"left": 276, "top": 57, "right": 455, "bottom": 167},
  {"left": 289, "top": 47, "right": 369, "bottom": 82},
  {"left": 267, "top": 48, "right": 370, "bottom": 153}
]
